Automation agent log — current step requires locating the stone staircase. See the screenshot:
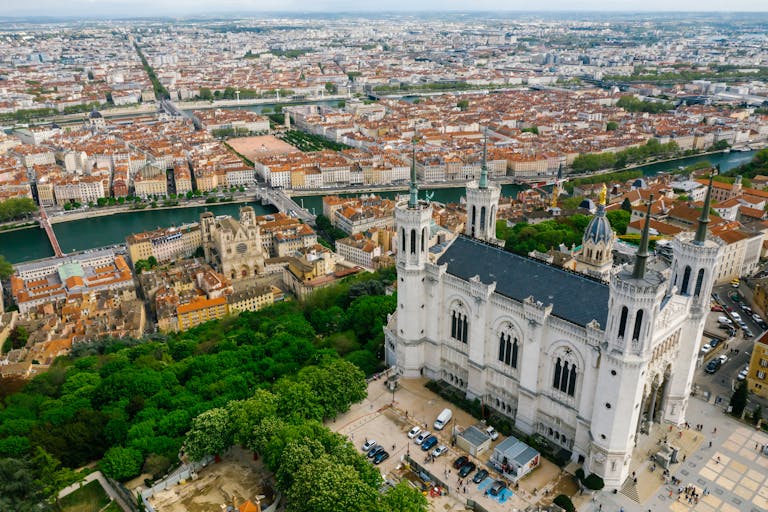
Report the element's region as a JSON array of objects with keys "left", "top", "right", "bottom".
[{"left": 620, "top": 477, "right": 640, "bottom": 503}]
